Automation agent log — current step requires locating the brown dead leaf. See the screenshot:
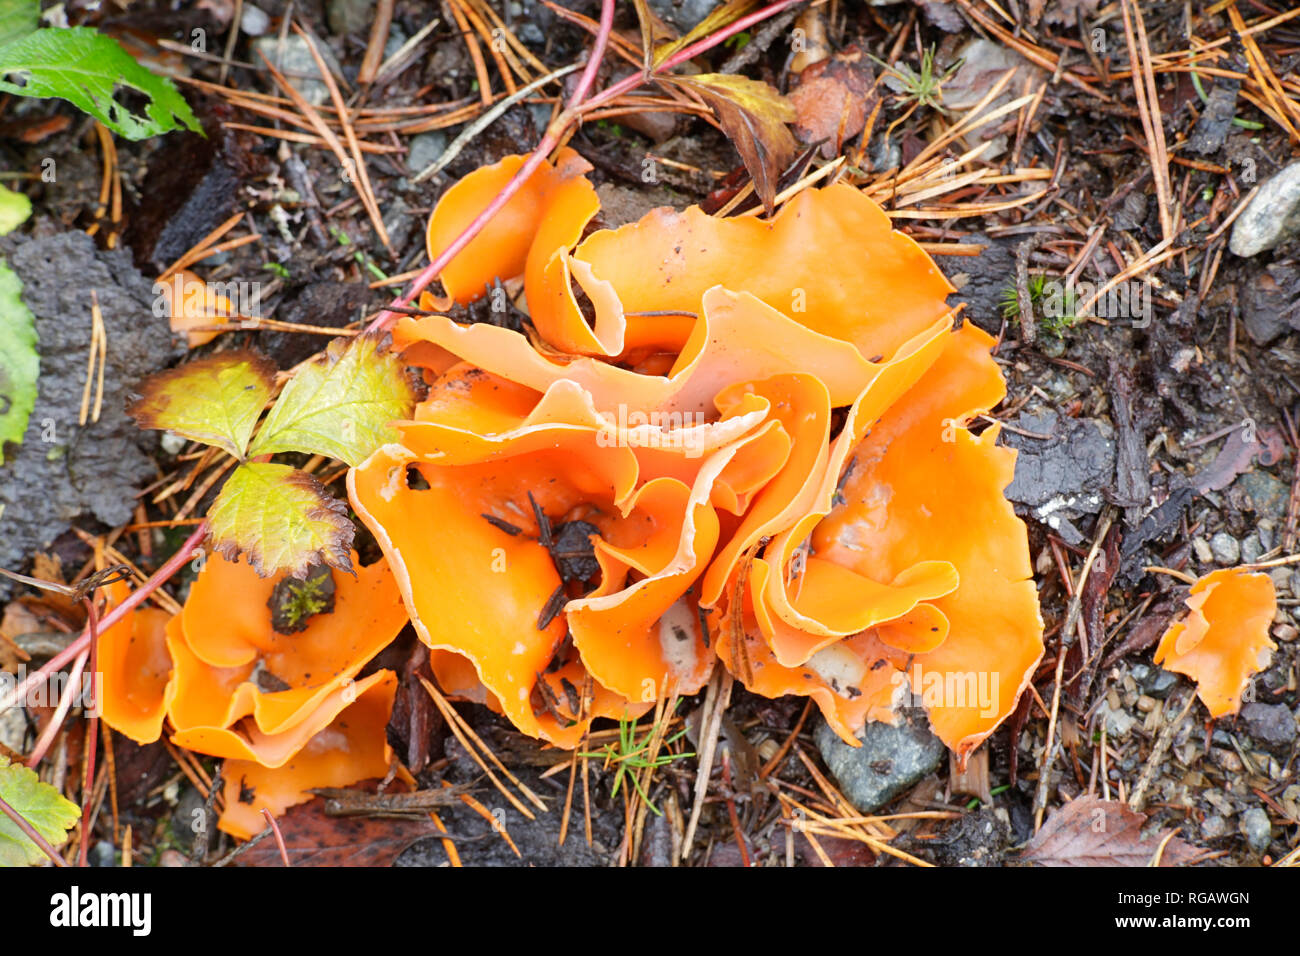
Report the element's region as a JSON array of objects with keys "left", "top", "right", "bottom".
[
  {"left": 229, "top": 796, "right": 451, "bottom": 867},
  {"left": 1102, "top": 598, "right": 1181, "bottom": 668},
  {"left": 1195, "top": 424, "right": 1286, "bottom": 494},
  {"left": 1020, "top": 796, "right": 1209, "bottom": 867},
  {"left": 665, "top": 73, "right": 796, "bottom": 214},
  {"left": 0, "top": 602, "right": 39, "bottom": 669},
  {"left": 790, "top": 46, "right": 877, "bottom": 158}
]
